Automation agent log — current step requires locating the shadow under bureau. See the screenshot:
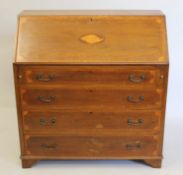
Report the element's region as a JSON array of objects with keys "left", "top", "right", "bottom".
[{"left": 13, "top": 10, "right": 169, "bottom": 168}]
